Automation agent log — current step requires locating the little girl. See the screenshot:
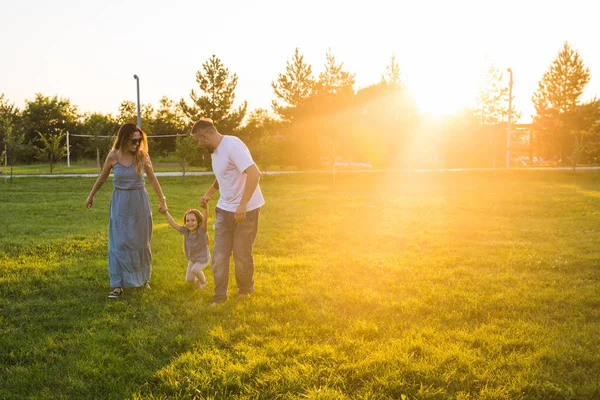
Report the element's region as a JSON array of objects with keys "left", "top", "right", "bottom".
[{"left": 164, "top": 205, "right": 210, "bottom": 289}]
